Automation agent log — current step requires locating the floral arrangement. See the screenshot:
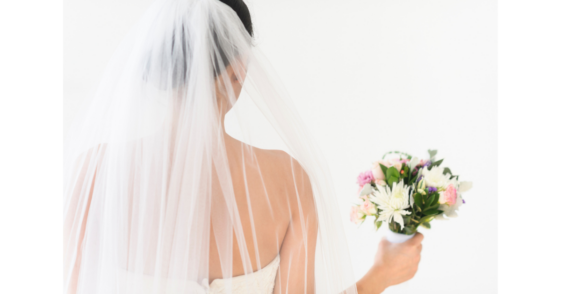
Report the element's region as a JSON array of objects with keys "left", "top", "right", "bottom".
[{"left": 350, "top": 150, "right": 472, "bottom": 235}]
